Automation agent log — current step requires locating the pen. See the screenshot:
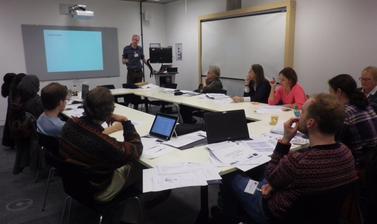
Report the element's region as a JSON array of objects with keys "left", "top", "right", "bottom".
[
  {"left": 205, "top": 94, "right": 215, "bottom": 99},
  {"left": 256, "top": 187, "right": 262, "bottom": 192}
]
